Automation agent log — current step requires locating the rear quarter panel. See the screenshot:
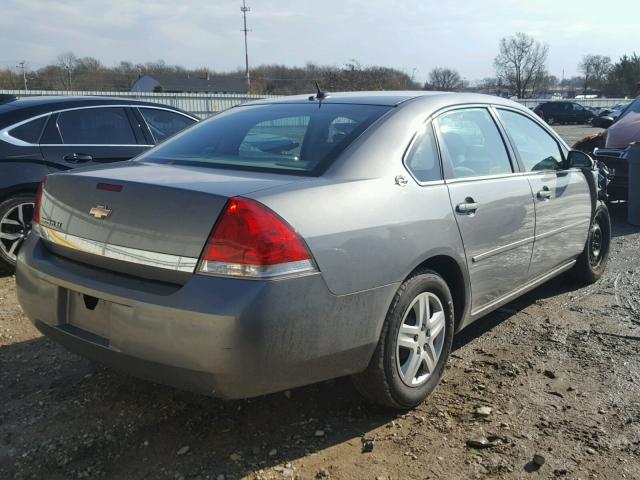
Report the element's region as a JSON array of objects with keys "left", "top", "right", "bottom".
[
  {"left": 250, "top": 178, "right": 466, "bottom": 297},
  {"left": 0, "top": 142, "right": 47, "bottom": 200}
]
